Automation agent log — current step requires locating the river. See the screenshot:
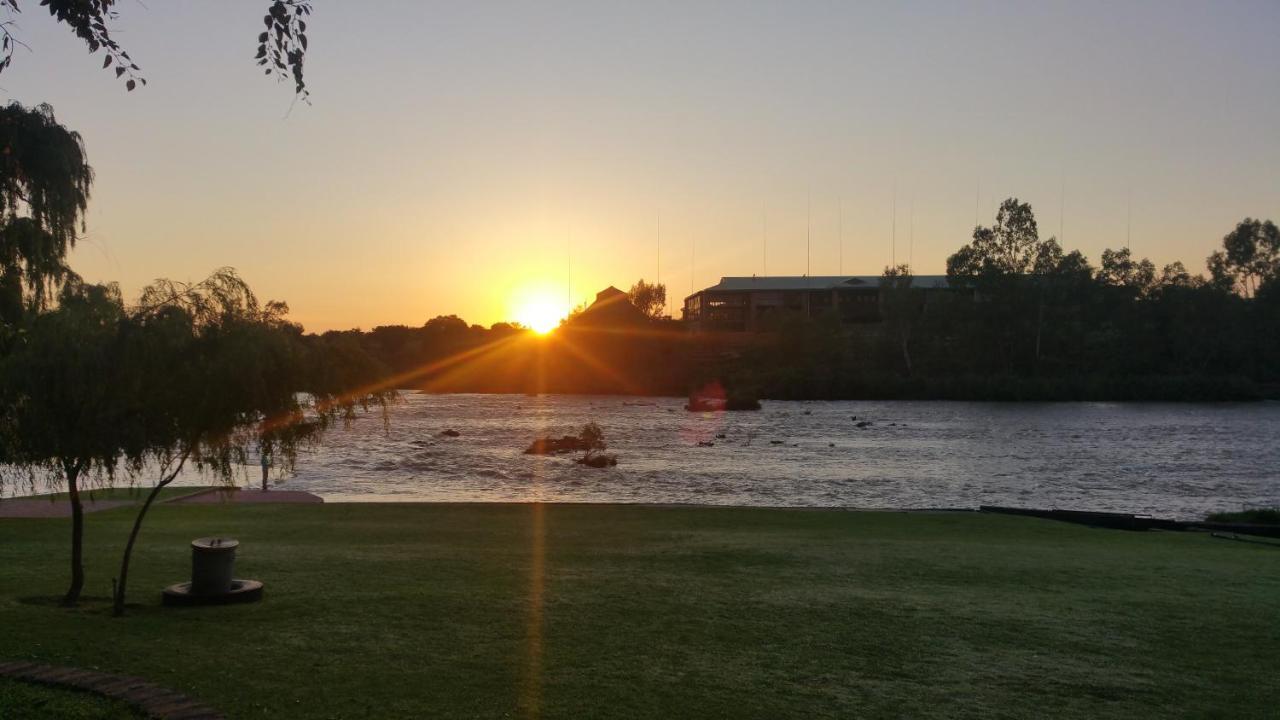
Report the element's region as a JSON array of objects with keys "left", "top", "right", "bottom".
[{"left": 251, "top": 393, "right": 1280, "bottom": 519}]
